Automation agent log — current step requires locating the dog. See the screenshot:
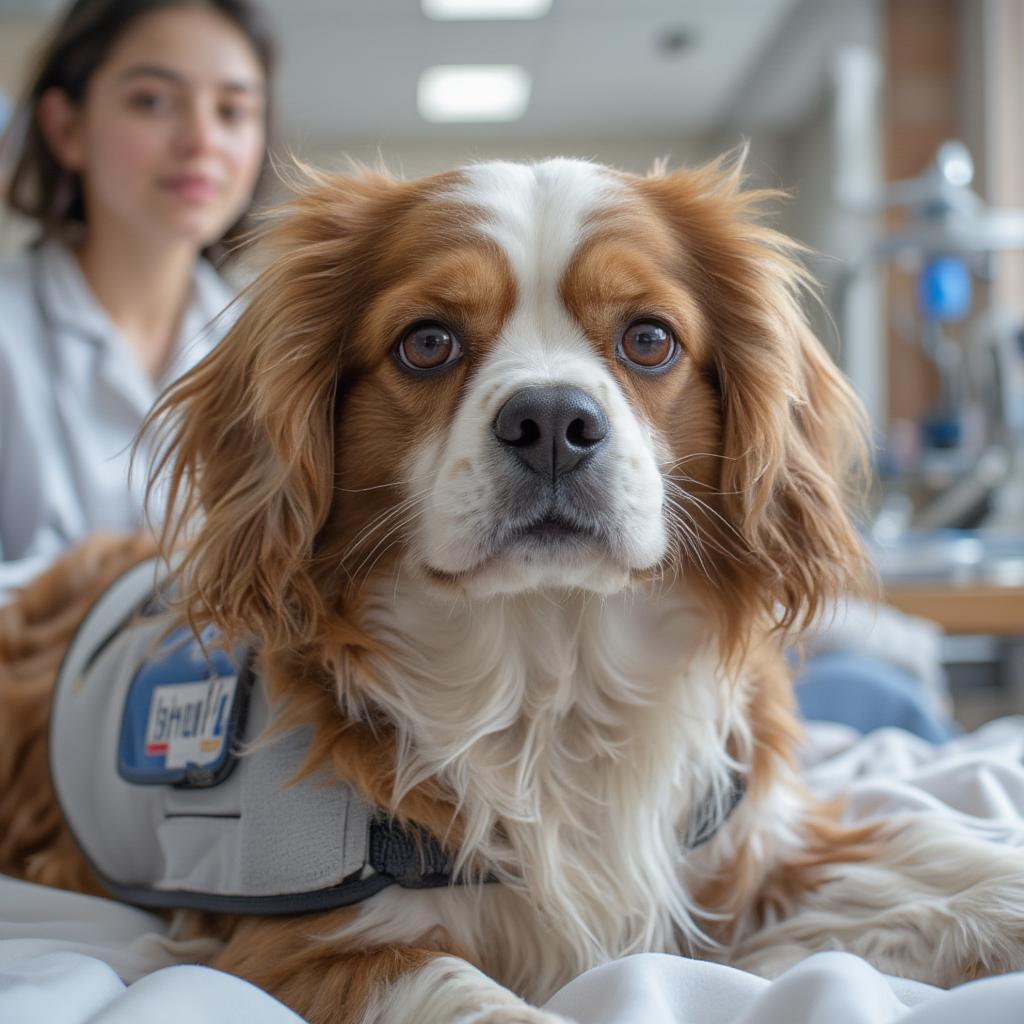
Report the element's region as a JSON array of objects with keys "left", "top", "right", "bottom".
[{"left": 3, "top": 156, "right": 1024, "bottom": 1024}]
